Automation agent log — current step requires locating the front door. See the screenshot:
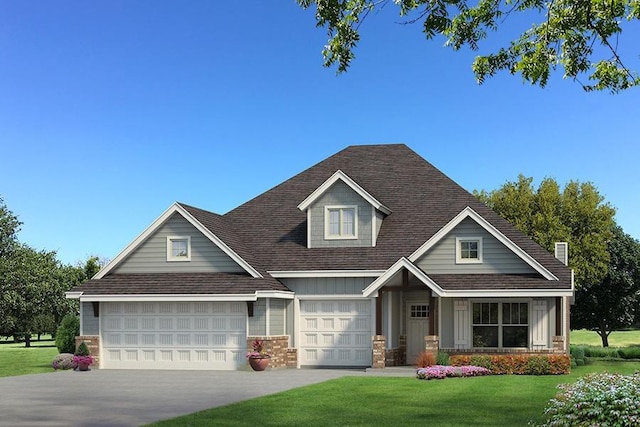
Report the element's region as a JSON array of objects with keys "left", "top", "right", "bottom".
[{"left": 406, "top": 302, "right": 430, "bottom": 365}]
